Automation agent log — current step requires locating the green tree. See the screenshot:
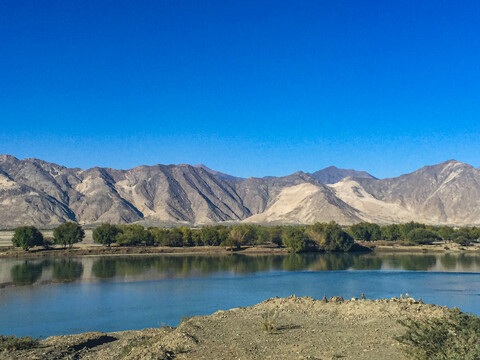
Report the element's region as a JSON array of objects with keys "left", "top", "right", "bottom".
[
  {"left": 451, "top": 229, "right": 475, "bottom": 246},
  {"left": 93, "top": 224, "right": 120, "bottom": 246},
  {"left": 191, "top": 229, "right": 202, "bottom": 246},
  {"left": 321, "top": 224, "right": 354, "bottom": 252},
  {"left": 435, "top": 226, "right": 455, "bottom": 241},
  {"left": 165, "top": 228, "right": 184, "bottom": 246},
  {"left": 281, "top": 227, "right": 310, "bottom": 253},
  {"left": 226, "top": 225, "right": 256, "bottom": 249},
  {"left": 406, "top": 228, "right": 439, "bottom": 245},
  {"left": 307, "top": 222, "right": 354, "bottom": 252},
  {"left": 150, "top": 228, "right": 169, "bottom": 245},
  {"left": 381, "top": 224, "right": 402, "bottom": 241},
  {"left": 179, "top": 226, "right": 193, "bottom": 246},
  {"left": 255, "top": 226, "right": 271, "bottom": 245},
  {"left": 200, "top": 227, "right": 220, "bottom": 246},
  {"left": 349, "top": 223, "right": 381, "bottom": 241},
  {"left": 214, "top": 225, "right": 230, "bottom": 244},
  {"left": 401, "top": 222, "right": 426, "bottom": 239},
  {"left": 11, "top": 226, "right": 44, "bottom": 251},
  {"left": 53, "top": 222, "right": 85, "bottom": 248},
  {"left": 268, "top": 226, "right": 283, "bottom": 247},
  {"left": 116, "top": 224, "right": 152, "bottom": 246}
]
